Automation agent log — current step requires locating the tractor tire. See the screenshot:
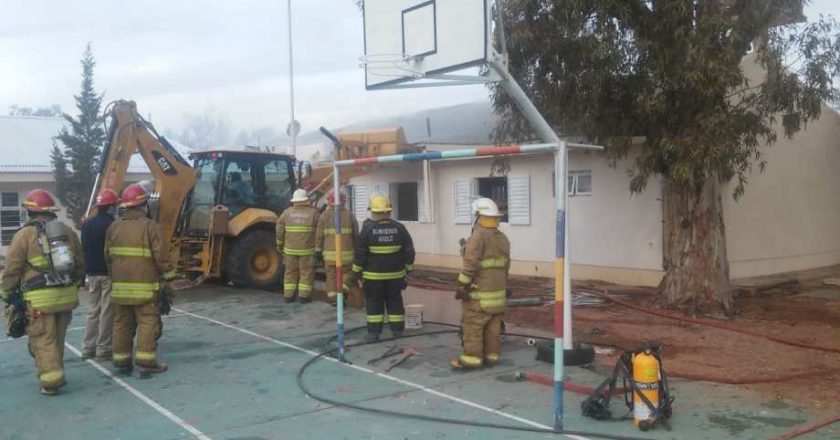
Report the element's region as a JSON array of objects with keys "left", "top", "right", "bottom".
[{"left": 225, "top": 229, "right": 283, "bottom": 291}]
